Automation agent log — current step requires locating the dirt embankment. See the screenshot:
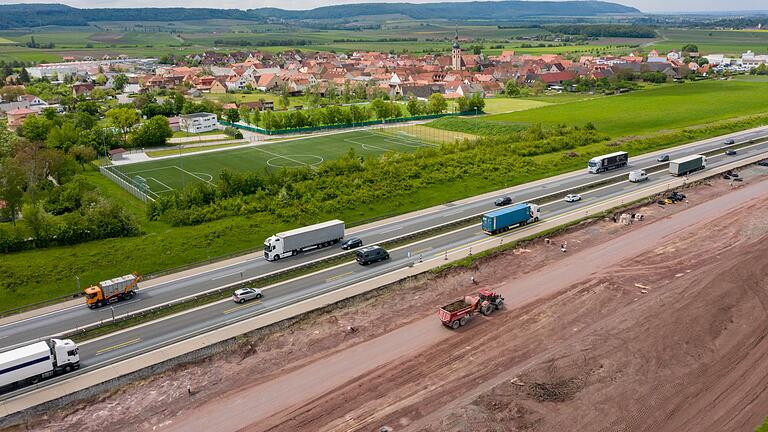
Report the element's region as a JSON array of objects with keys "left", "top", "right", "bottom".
[{"left": 10, "top": 166, "right": 768, "bottom": 432}]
